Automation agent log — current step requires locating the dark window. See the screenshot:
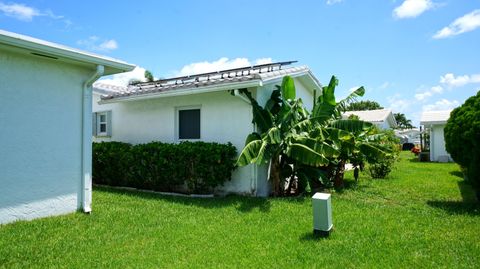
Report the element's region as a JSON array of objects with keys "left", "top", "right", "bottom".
[{"left": 179, "top": 109, "right": 200, "bottom": 139}]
